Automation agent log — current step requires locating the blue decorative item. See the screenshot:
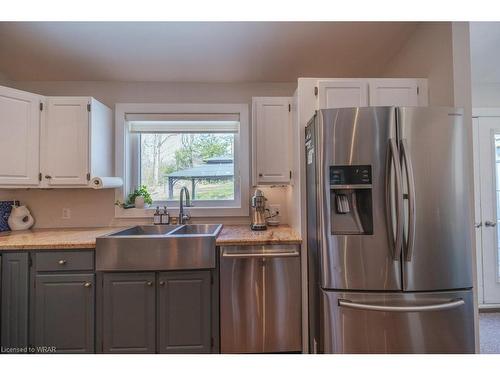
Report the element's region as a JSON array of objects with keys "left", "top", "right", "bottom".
[{"left": 0, "top": 201, "right": 20, "bottom": 232}]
